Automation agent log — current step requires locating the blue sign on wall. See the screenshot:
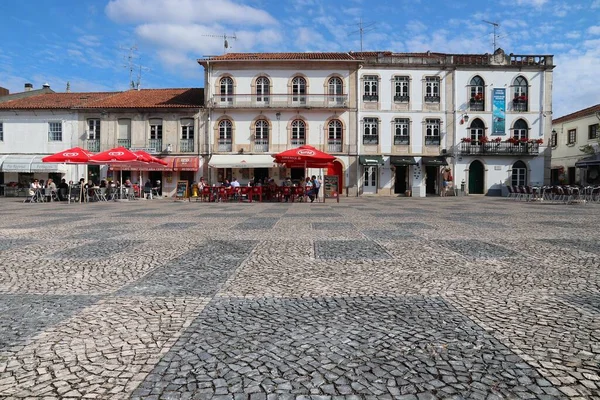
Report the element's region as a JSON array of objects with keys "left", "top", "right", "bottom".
[{"left": 492, "top": 88, "right": 506, "bottom": 136}]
